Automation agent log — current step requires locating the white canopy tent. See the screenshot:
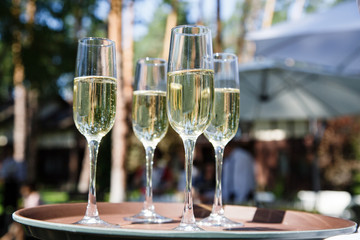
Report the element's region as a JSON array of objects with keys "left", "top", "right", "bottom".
[
  {"left": 239, "top": 60, "right": 360, "bottom": 121},
  {"left": 246, "top": 1, "right": 360, "bottom": 76}
]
